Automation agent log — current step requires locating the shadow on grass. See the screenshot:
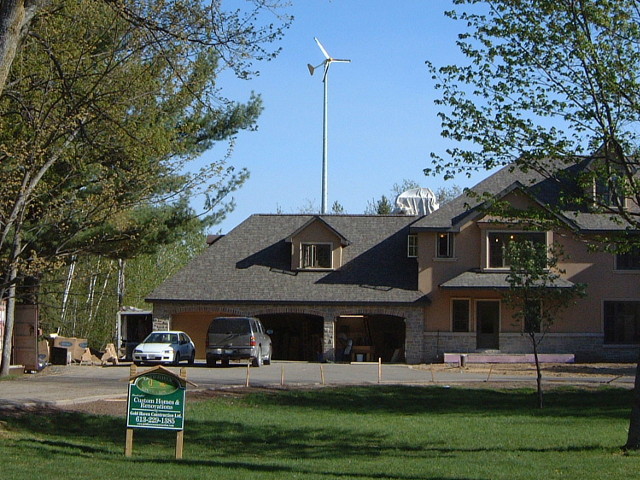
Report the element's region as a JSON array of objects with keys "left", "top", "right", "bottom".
[
  {"left": 242, "top": 385, "right": 633, "bottom": 418},
  {"left": 131, "top": 456, "right": 490, "bottom": 480}
]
